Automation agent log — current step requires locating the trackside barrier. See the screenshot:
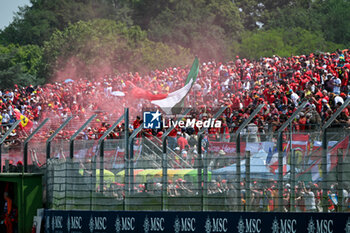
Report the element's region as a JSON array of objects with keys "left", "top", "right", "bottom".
[
  {"left": 44, "top": 209, "right": 350, "bottom": 233},
  {"left": 4, "top": 106, "right": 350, "bottom": 216}
]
